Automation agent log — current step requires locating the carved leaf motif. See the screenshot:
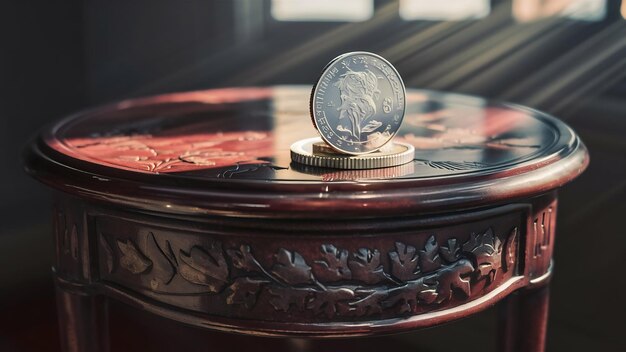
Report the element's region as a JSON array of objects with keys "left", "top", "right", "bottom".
[
  {"left": 389, "top": 242, "right": 420, "bottom": 281},
  {"left": 217, "top": 163, "right": 286, "bottom": 179},
  {"left": 268, "top": 286, "right": 313, "bottom": 312},
  {"left": 314, "top": 245, "right": 351, "bottom": 281},
  {"left": 435, "top": 259, "right": 474, "bottom": 302},
  {"left": 101, "top": 228, "right": 514, "bottom": 316},
  {"left": 306, "top": 288, "right": 355, "bottom": 318},
  {"left": 179, "top": 243, "right": 229, "bottom": 292},
  {"left": 348, "top": 248, "right": 387, "bottom": 284},
  {"left": 440, "top": 238, "right": 461, "bottom": 263},
  {"left": 504, "top": 227, "right": 518, "bottom": 273},
  {"left": 418, "top": 160, "right": 491, "bottom": 171},
  {"left": 384, "top": 280, "right": 438, "bottom": 313},
  {"left": 486, "top": 138, "right": 541, "bottom": 150},
  {"left": 417, "top": 286, "right": 439, "bottom": 304},
  {"left": 463, "top": 228, "right": 502, "bottom": 282},
  {"left": 227, "top": 245, "right": 259, "bottom": 272},
  {"left": 462, "top": 232, "right": 480, "bottom": 252},
  {"left": 146, "top": 233, "right": 176, "bottom": 290},
  {"left": 117, "top": 239, "right": 152, "bottom": 274},
  {"left": 419, "top": 236, "right": 442, "bottom": 272},
  {"left": 339, "top": 290, "right": 387, "bottom": 317},
  {"left": 271, "top": 249, "right": 313, "bottom": 285},
  {"left": 226, "top": 277, "right": 268, "bottom": 309}
]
